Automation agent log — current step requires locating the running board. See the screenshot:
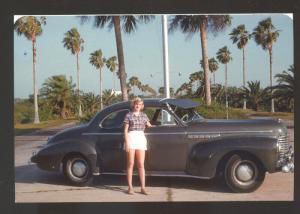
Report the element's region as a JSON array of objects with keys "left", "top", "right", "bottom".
[{"left": 99, "top": 171, "right": 211, "bottom": 180}]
